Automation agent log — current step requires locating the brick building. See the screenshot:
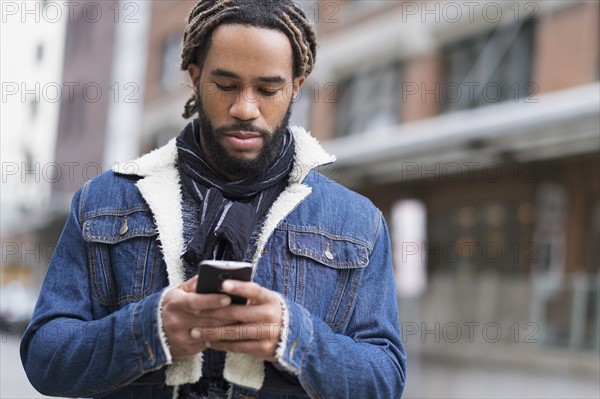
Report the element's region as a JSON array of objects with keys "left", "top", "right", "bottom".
[{"left": 306, "top": 1, "right": 599, "bottom": 395}]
